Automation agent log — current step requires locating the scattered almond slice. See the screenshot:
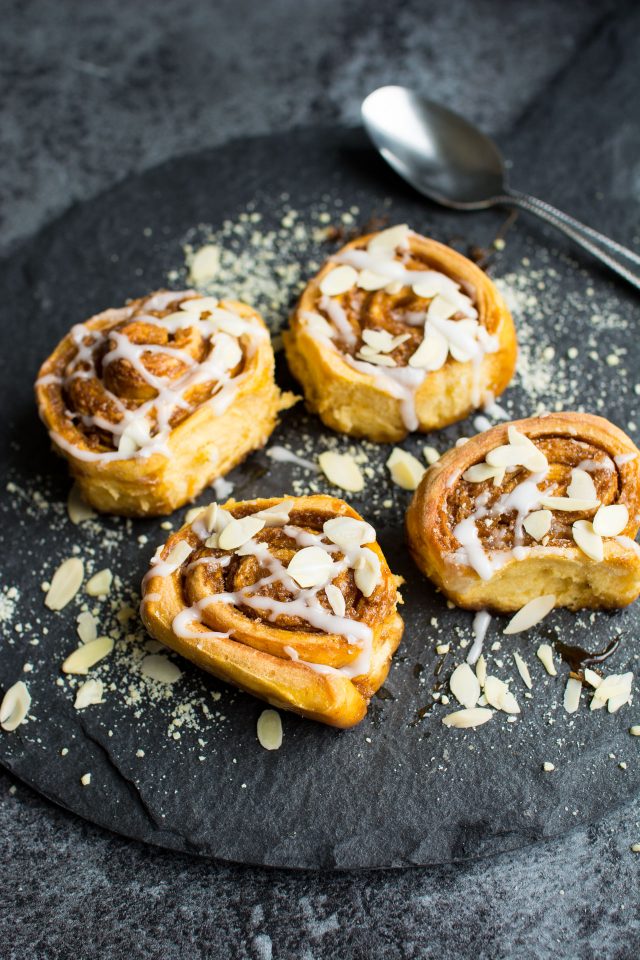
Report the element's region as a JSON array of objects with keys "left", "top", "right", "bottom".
[
  {"left": 164, "top": 541, "right": 194, "bottom": 567},
  {"left": 523, "top": 509, "right": 552, "bottom": 541},
  {"left": 188, "top": 245, "right": 220, "bottom": 285},
  {"left": 572, "top": 519, "right": 604, "bottom": 561},
  {"left": 475, "top": 655, "right": 487, "bottom": 688},
  {"left": 86, "top": 568, "right": 113, "bottom": 597},
  {"left": 0, "top": 681, "right": 31, "bottom": 731},
  {"left": 513, "top": 652, "right": 533, "bottom": 689},
  {"left": 318, "top": 451, "right": 364, "bottom": 493},
  {"left": 567, "top": 467, "right": 597, "bottom": 501},
  {"left": 67, "top": 484, "right": 96, "bottom": 524},
  {"left": 540, "top": 496, "right": 600, "bottom": 512},
  {"left": 590, "top": 672, "right": 633, "bottom": 713},
  {"left": 140, "top": 654, "right": 183, "bottom": 684},
  {"left": 218, "top": 516, "right": 266, "bottom": 551},
  {"left": 449, "top": 663, "right": 481, "bottom": 709},
  {"left": 354, "top": 548, "right": 381, "bottom": 598},
  {"left": 325, "top": 583, "right": 346, "bottom": 617},
  {"left": 361, "top": 328, "right": 396, "bottom": 353},
  {"left": 408, "top": 326, "right": 448, "bottom": 370},
  {"left": 357, "top": 269, "right": 389, "bottom": 291},
  {"left": 257, "top": 709, "right": 283, "bottom": 750},
  {"left": 185, "top": 506, "right": 205, "bottom": 525},
  {"left": 593, "top": 503, "right": 629, "bottom": 537},
  {"left": 356, "top": 350, "right": 397, "bottom": 367},
  {"left": 442, "top": 707, "right": 493, "bottom": 729},
  {"left": 74, "top": 679, "right": 104, "bottom": 710},
  {"left": 62, "top": 636, "right": 114, "bottom": 675},
  {"left": 367, "top": 224, "right": 410, "bottom": 256},
  {"left": 303, "top": 312, "right": 334, "bottom": 338},
  {"left": 385, "top": 280, "right": 403, "bottom": 295},
  {"left": 484, "top": 676, "right": 520, "bottom": 714},
  {"left": 287, "top": 547, "right": 334, "bottom": 589},
  {"left": 564, "top": 676, "right": 582, "bottom": 714},
  {"left": 629, "top": 726, "right": 640, "bottom": 737},
  {"left": 583, "top": 668, "right": 602, "bottom": 689},
  {"left": 254, "top": 501, "right": 295, "bottom": 526},
  {"left": 323, "top": 517, "right": 375, "bottom": 550},
  {"left": 77, "top": 611, "right": 98, "bottom": 644},
  {"left": 45, "top": 558, "right": 84, "bottom": 611},
  {"left": 386, "top": 448, "right": 426, "bottom": 490},
  {"left": 536, "top": 643, "right": 557, "bottom": 676},
  {"left": 503, "top": 595, "right": 556, "bottom": 635},
  {"left": 463, "top": 463, "right": 502, "bottom": 483},
  {"left": 542, "top": 762, "right": 555, "bottom": 772},
  {"left": 423, "top": 446, "right": 440, "bottom": 466},
  {"left": 319, "top": 265, "right": 358, "bottom": 296},
  {"left": 427, "top": 295, "right": 458, "bottom": 323}
]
